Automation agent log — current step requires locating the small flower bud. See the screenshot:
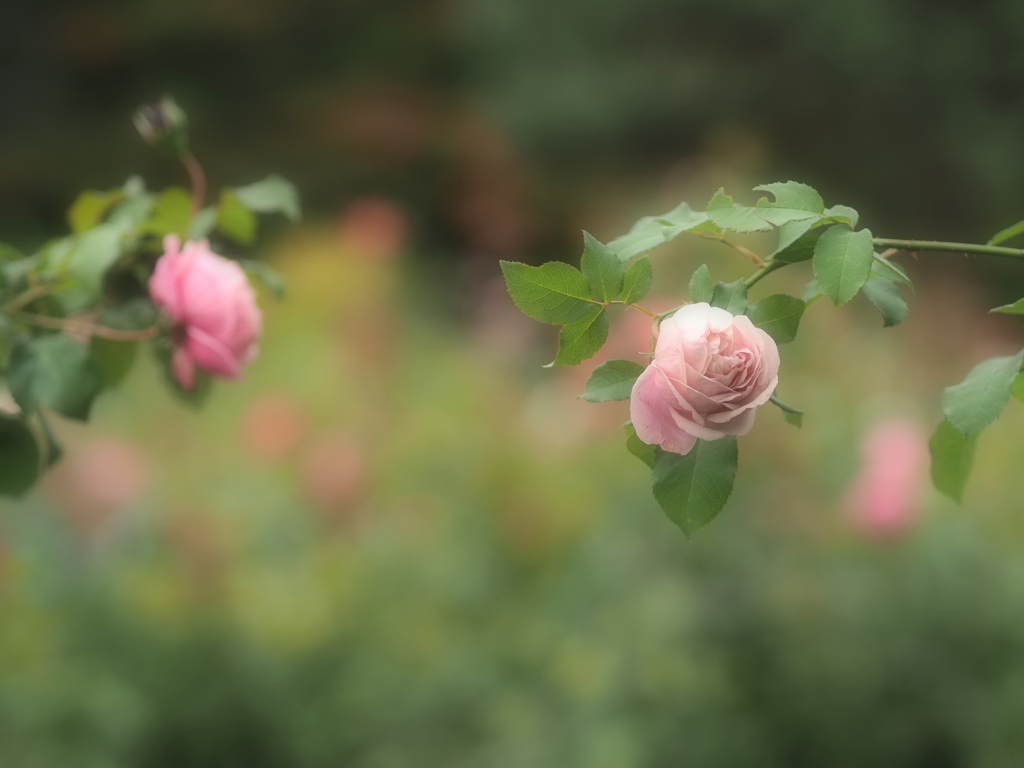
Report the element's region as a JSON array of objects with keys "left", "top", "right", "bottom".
[{"left": 133, "top": 96, "right": 190, "bottom": 158}]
